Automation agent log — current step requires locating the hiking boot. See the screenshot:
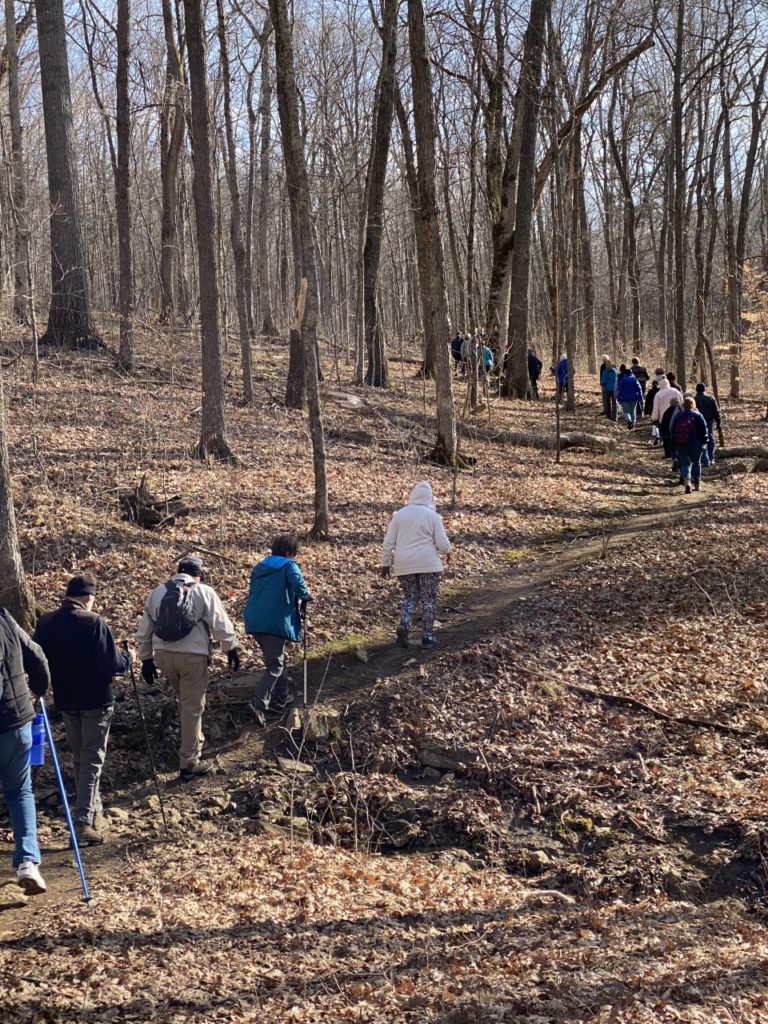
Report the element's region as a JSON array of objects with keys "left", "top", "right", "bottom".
[
  {"left": 248, "top": 701, "right": 267, "bottom": 728},
  {"left": 693, "top": 481, "right": 700, "bottom": 491},
  {"left": 685, "top": 483, "right": 692, "bottom": 494},
  {"left": 75, "top": 823, "right": 105, "bottom": 846},
  {"left": 92, "top": 812, "right": 110, "bottom": 833},
  {"left": 421, "top": 636, "right": 438, "bottom": 649},
  {"left": 179, "top": 761, "right": 214, "bottom": 782},
  {"left": 16, "top": 860, "right": 46, "bottom": 895},
  {"left": 269, "top": 693, "right": 295, "bottom": 715},
  {"left": 396, "top": 624, "right": 409, "bottom": 649}
]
